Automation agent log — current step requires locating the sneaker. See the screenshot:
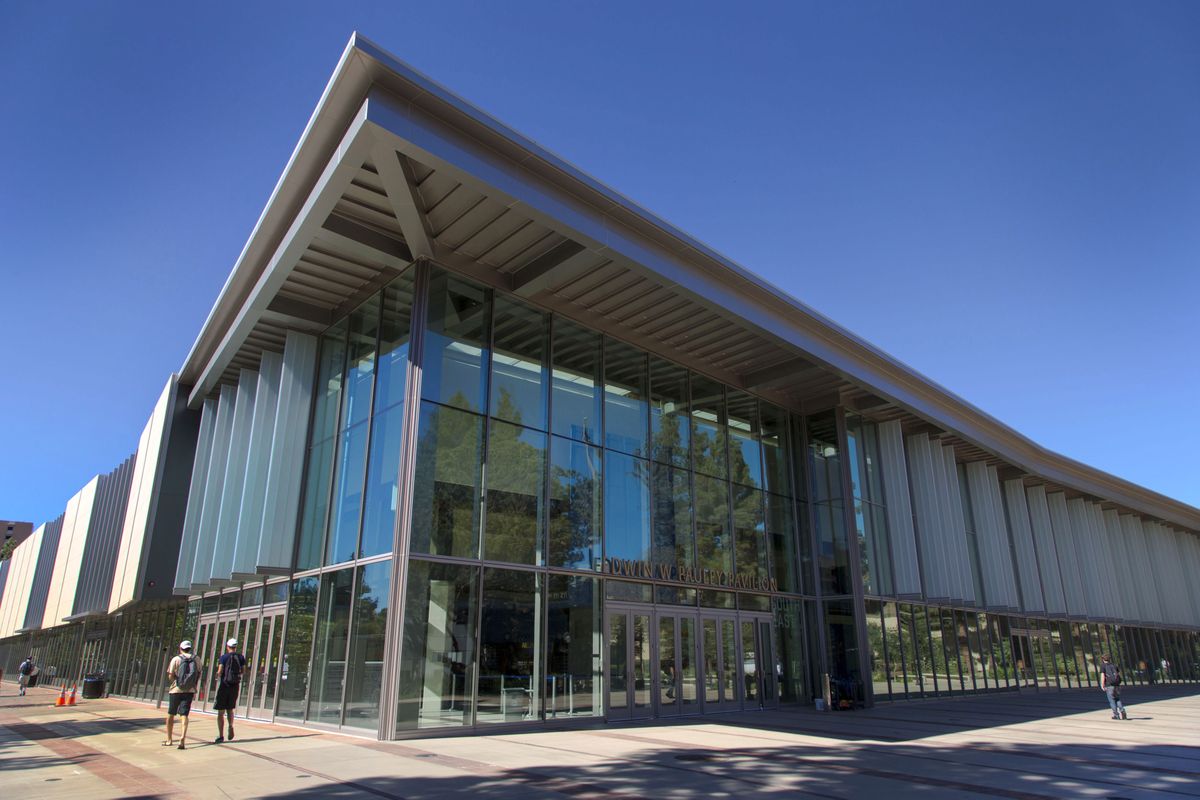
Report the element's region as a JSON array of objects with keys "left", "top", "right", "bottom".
[
  {"left": 227, "top": 729, "right": 235, "bottom": 741},
  {"left": 214, "top": 736, "right": 224, "bottom": 744},
  {"left": 1111, "top": 715, "right": 1120, "bottom": 720},
  {"left": 1121, "top": 710, "right": 1128, "bottom": 720}
]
